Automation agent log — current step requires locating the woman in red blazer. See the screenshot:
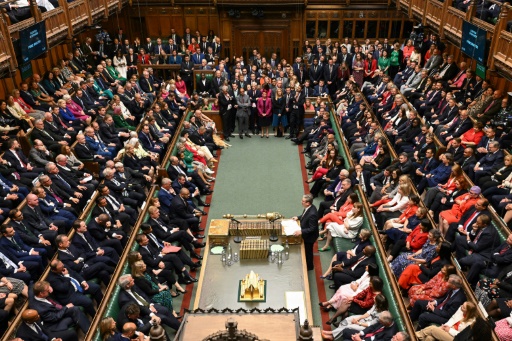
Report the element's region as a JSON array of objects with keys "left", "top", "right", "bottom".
[{"left": 363, "top": 52, "right": 377, "bottom": 82}]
